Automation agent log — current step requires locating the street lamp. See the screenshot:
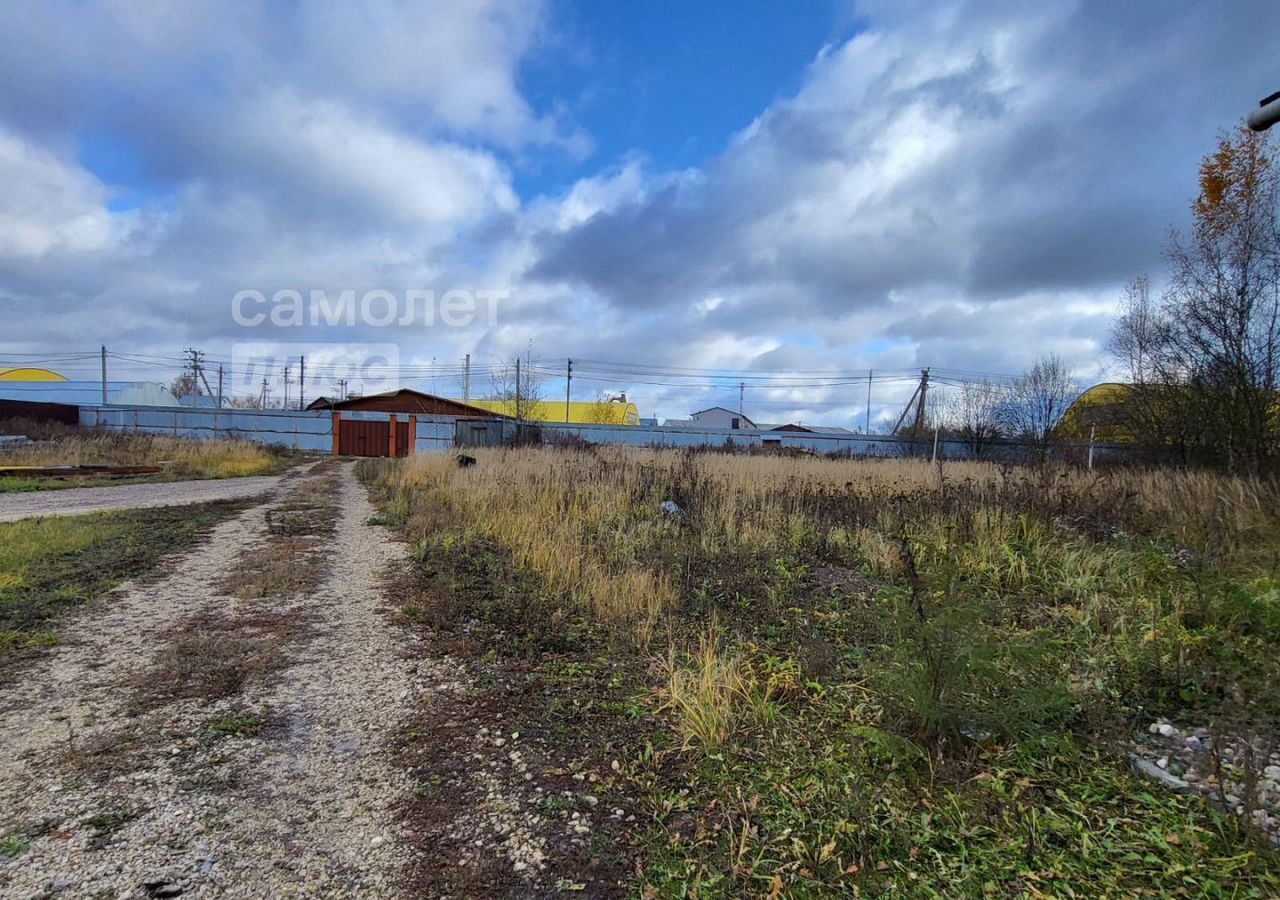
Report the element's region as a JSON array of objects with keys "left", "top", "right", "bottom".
[{"left": 1247, "top": 91, "right": 1280, "bottom": 132}]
